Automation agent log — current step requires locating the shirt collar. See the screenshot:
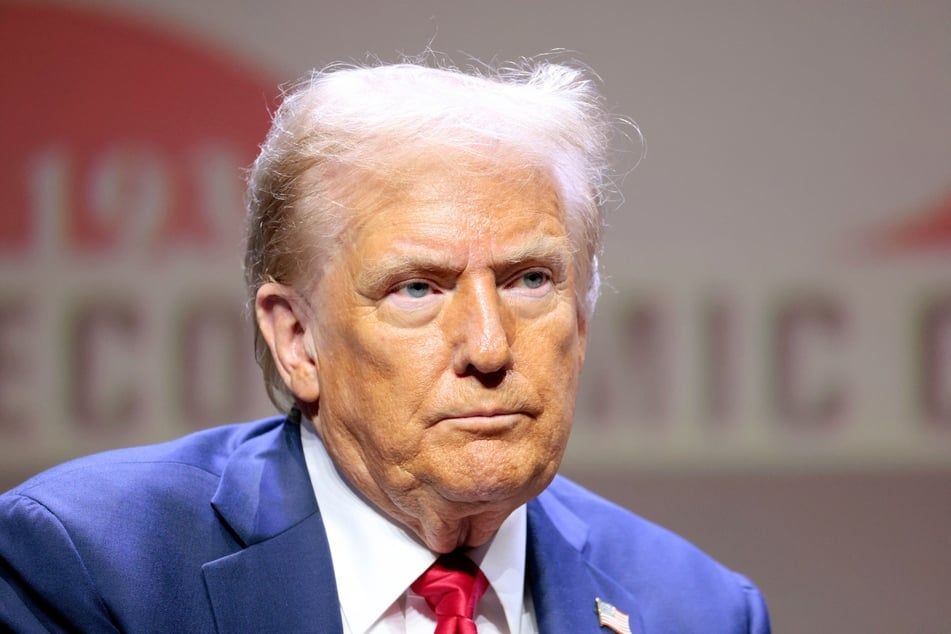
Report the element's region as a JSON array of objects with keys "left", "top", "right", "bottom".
[{"left": 300, "top": 420, "right": 527, "bottom": 634}]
